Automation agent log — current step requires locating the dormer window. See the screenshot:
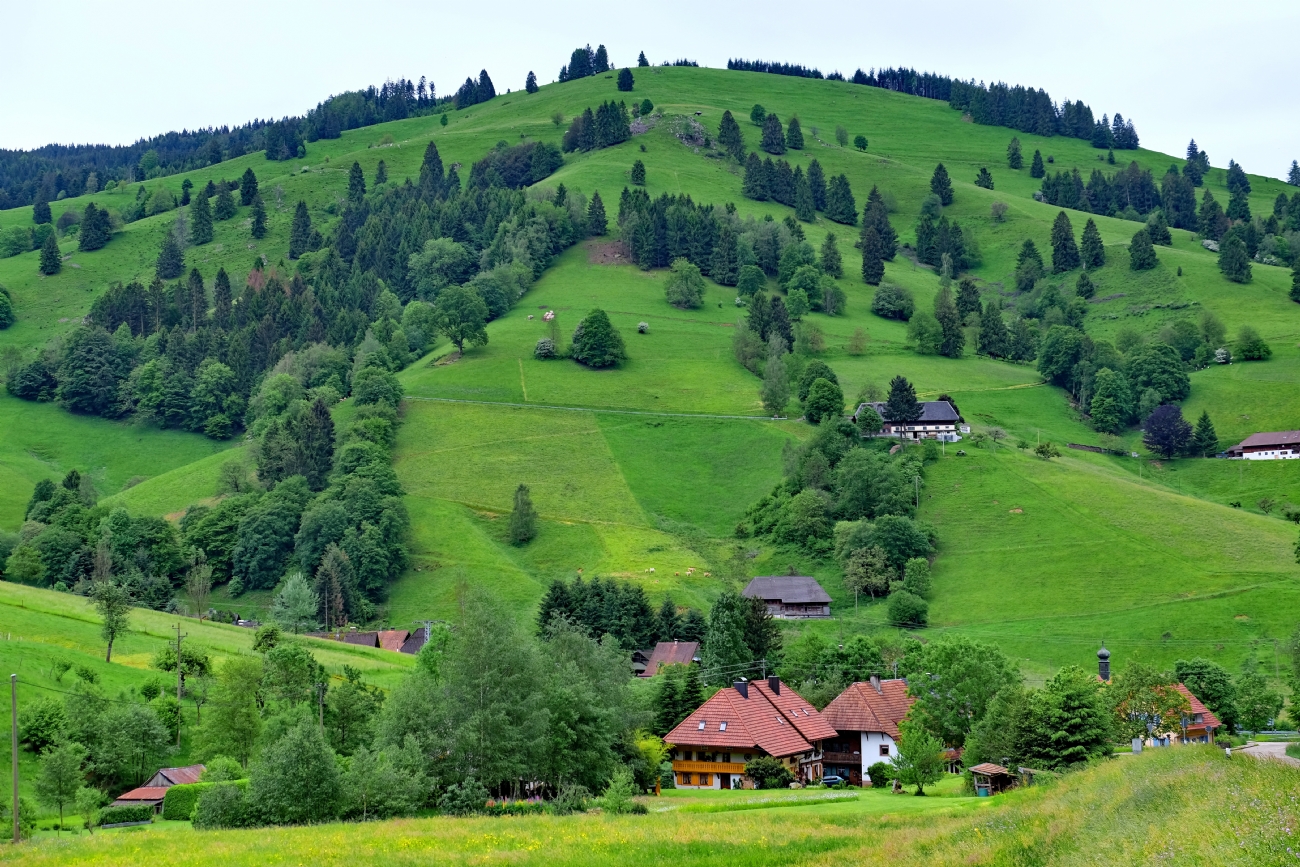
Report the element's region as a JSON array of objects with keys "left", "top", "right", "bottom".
[
  {"left": 697, "top": 720, "right": 706, "bottom": 730},
  {"left": 719, "top": 722, "right": 727, "bottom": 731}
]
